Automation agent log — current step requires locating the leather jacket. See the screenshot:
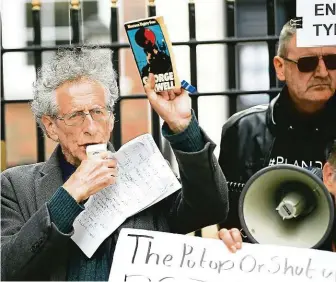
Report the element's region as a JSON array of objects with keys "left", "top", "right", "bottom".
[{"left": 218, "top": 86, "right": 336, "bottom": 251}]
